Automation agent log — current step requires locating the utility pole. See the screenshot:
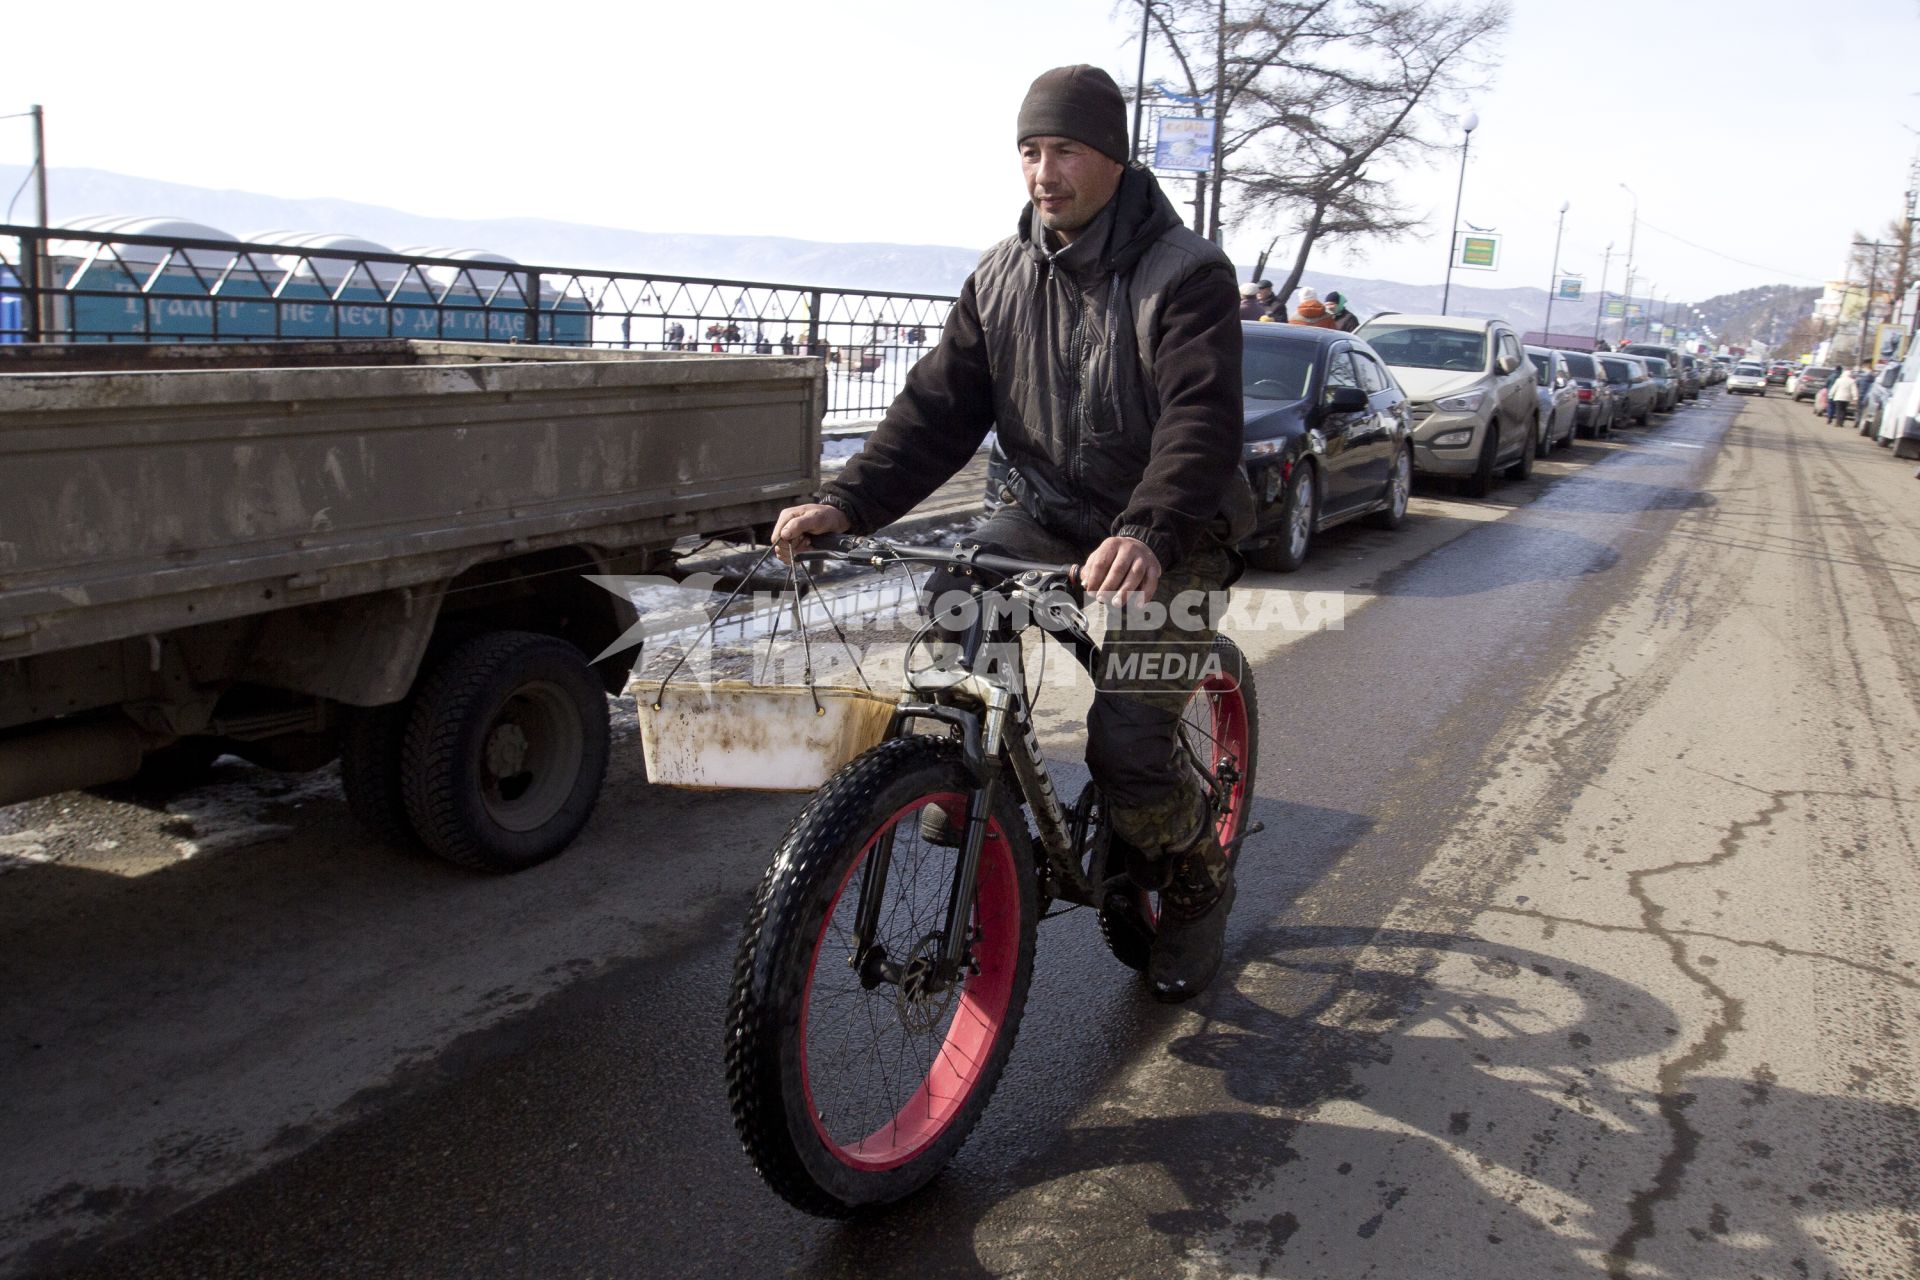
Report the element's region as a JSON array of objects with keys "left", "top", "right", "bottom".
[
  {"left": 1591, "top": 242, "right": 1613, "bottom": 346},
  {"left": 1440, "top": 112, "right": 1480, "bottom": 316},
  {"left": 1854, "top": 238, "right": 1896, "bottom": 363},
  {"left": 1619, "top": 184, "right": 1639, "bottom": 342},
  {"left": 1892, "top": 180, "right": 1917, "bottom": 323},
  {"left": 1542, "top": 201, "right": 1569, "bottom": 345},
  {"left": 1206, "top": 0, "right": 1226, "bottom": 244},
  {"left": 29, "top": 104, "right": 49, "bottom": 342},
  {"left": 1131, "top": 1, "right": 1152, "bottom": 161}
]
